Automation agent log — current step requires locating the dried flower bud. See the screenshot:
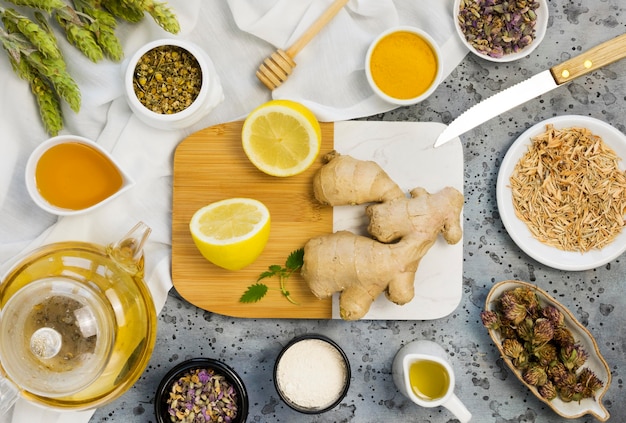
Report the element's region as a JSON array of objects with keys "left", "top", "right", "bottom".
[
  {"left": 547, "top": 362, "right": 568, "bottom": 387},
  {"left": 542, "top": 305, "right": 564, "bottom": 327},
  {"left": 532, "top": 318, "right": 554, "bottom": 346},
  {"left": 533, "top": 343, "right": 557, "bottom": 367},
  {"left": 513, "top": 351, "right": 530, "bottom": 369},
  {"left": 578, "top": 368, "right": 604, "bottom": 398},
  {"left": 538, "top": 380, "right": 557, "bottom": 400},
  {"left": 517, "top": 318, "right": 534, "bottom": 342},
  {"left": 480, "top": 310, "right": 499, "bottom": 329},
  {"left": 553, "top": 326, "right": 575, "bottom": 347},
  {"left": 560, "top": 344, "right": 588, "bottom": 371},
  {"left": 502, "top": 338, "right": 524, "bottom": 359},
  {"left": 523, "top": 365, "right": 548, "bottom": 387}
]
